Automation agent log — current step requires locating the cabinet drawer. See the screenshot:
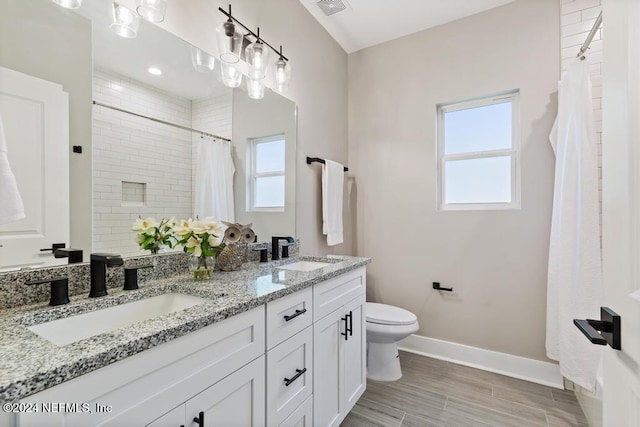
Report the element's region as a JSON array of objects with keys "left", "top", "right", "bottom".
[
  {"left": 279, "top": 395, "right": 313, "bottom": 427},
  {"left": 313, "top": 268, "right": 365, "bottom": 321},
  {"left": 267, "top": 326, "right": 313, "bottom": 426},
  {"left": 267, "top": 287, "right": 313, "bottom": 350}
]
